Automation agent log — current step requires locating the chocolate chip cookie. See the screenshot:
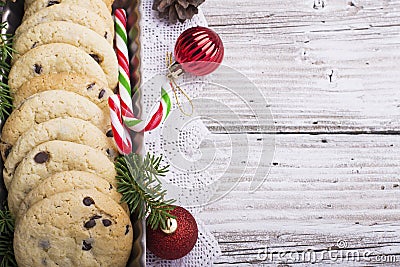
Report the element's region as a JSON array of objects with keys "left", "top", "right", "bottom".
[
  {"left": 13, "top": 73, "right": 113, "bottom": 111},
  {"left": 14, "top": 190, "right": 132, "bottom": 267},
  {"left": 1, "top": 90, "right": 111, "bottom": 147},
  {"left": 8, "top": 43, "right": 107, "bottom": 92},
  {"left": 7, "top": 140, "right": 117, "bottom": 215},
  {"left": 15, "top": 4, "right": 113, "bottom": 44},
  {"left": 23, "top": 0, "right": 113, "bottom": 28},
  {"left": 13, "top": 22, "right": 118, "bottom": 88},
  {"left": 2, "top": 117, "right": 118, "bottom": 189},
  {"left": 16, "top": 171, "right": 124, "bottom": 221}
]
